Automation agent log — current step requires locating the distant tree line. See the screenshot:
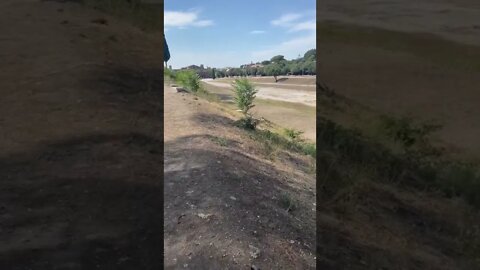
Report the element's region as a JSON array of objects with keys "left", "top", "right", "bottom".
[{"left": 176, "top": 49, "right": 316, "bottom": 82}]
